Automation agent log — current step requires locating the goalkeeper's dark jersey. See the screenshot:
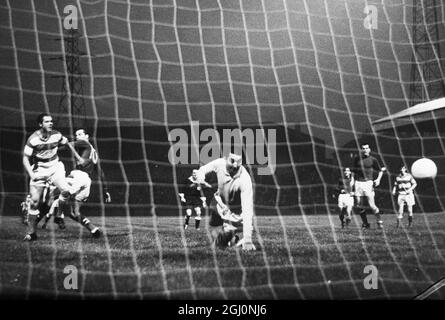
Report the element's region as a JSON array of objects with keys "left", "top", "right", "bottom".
[
  {"left": 72, "top": 140, "right": 108, "bottom": 193},
  {"left": 180, "top": 177, "right": 206, "bottom": 207}
]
